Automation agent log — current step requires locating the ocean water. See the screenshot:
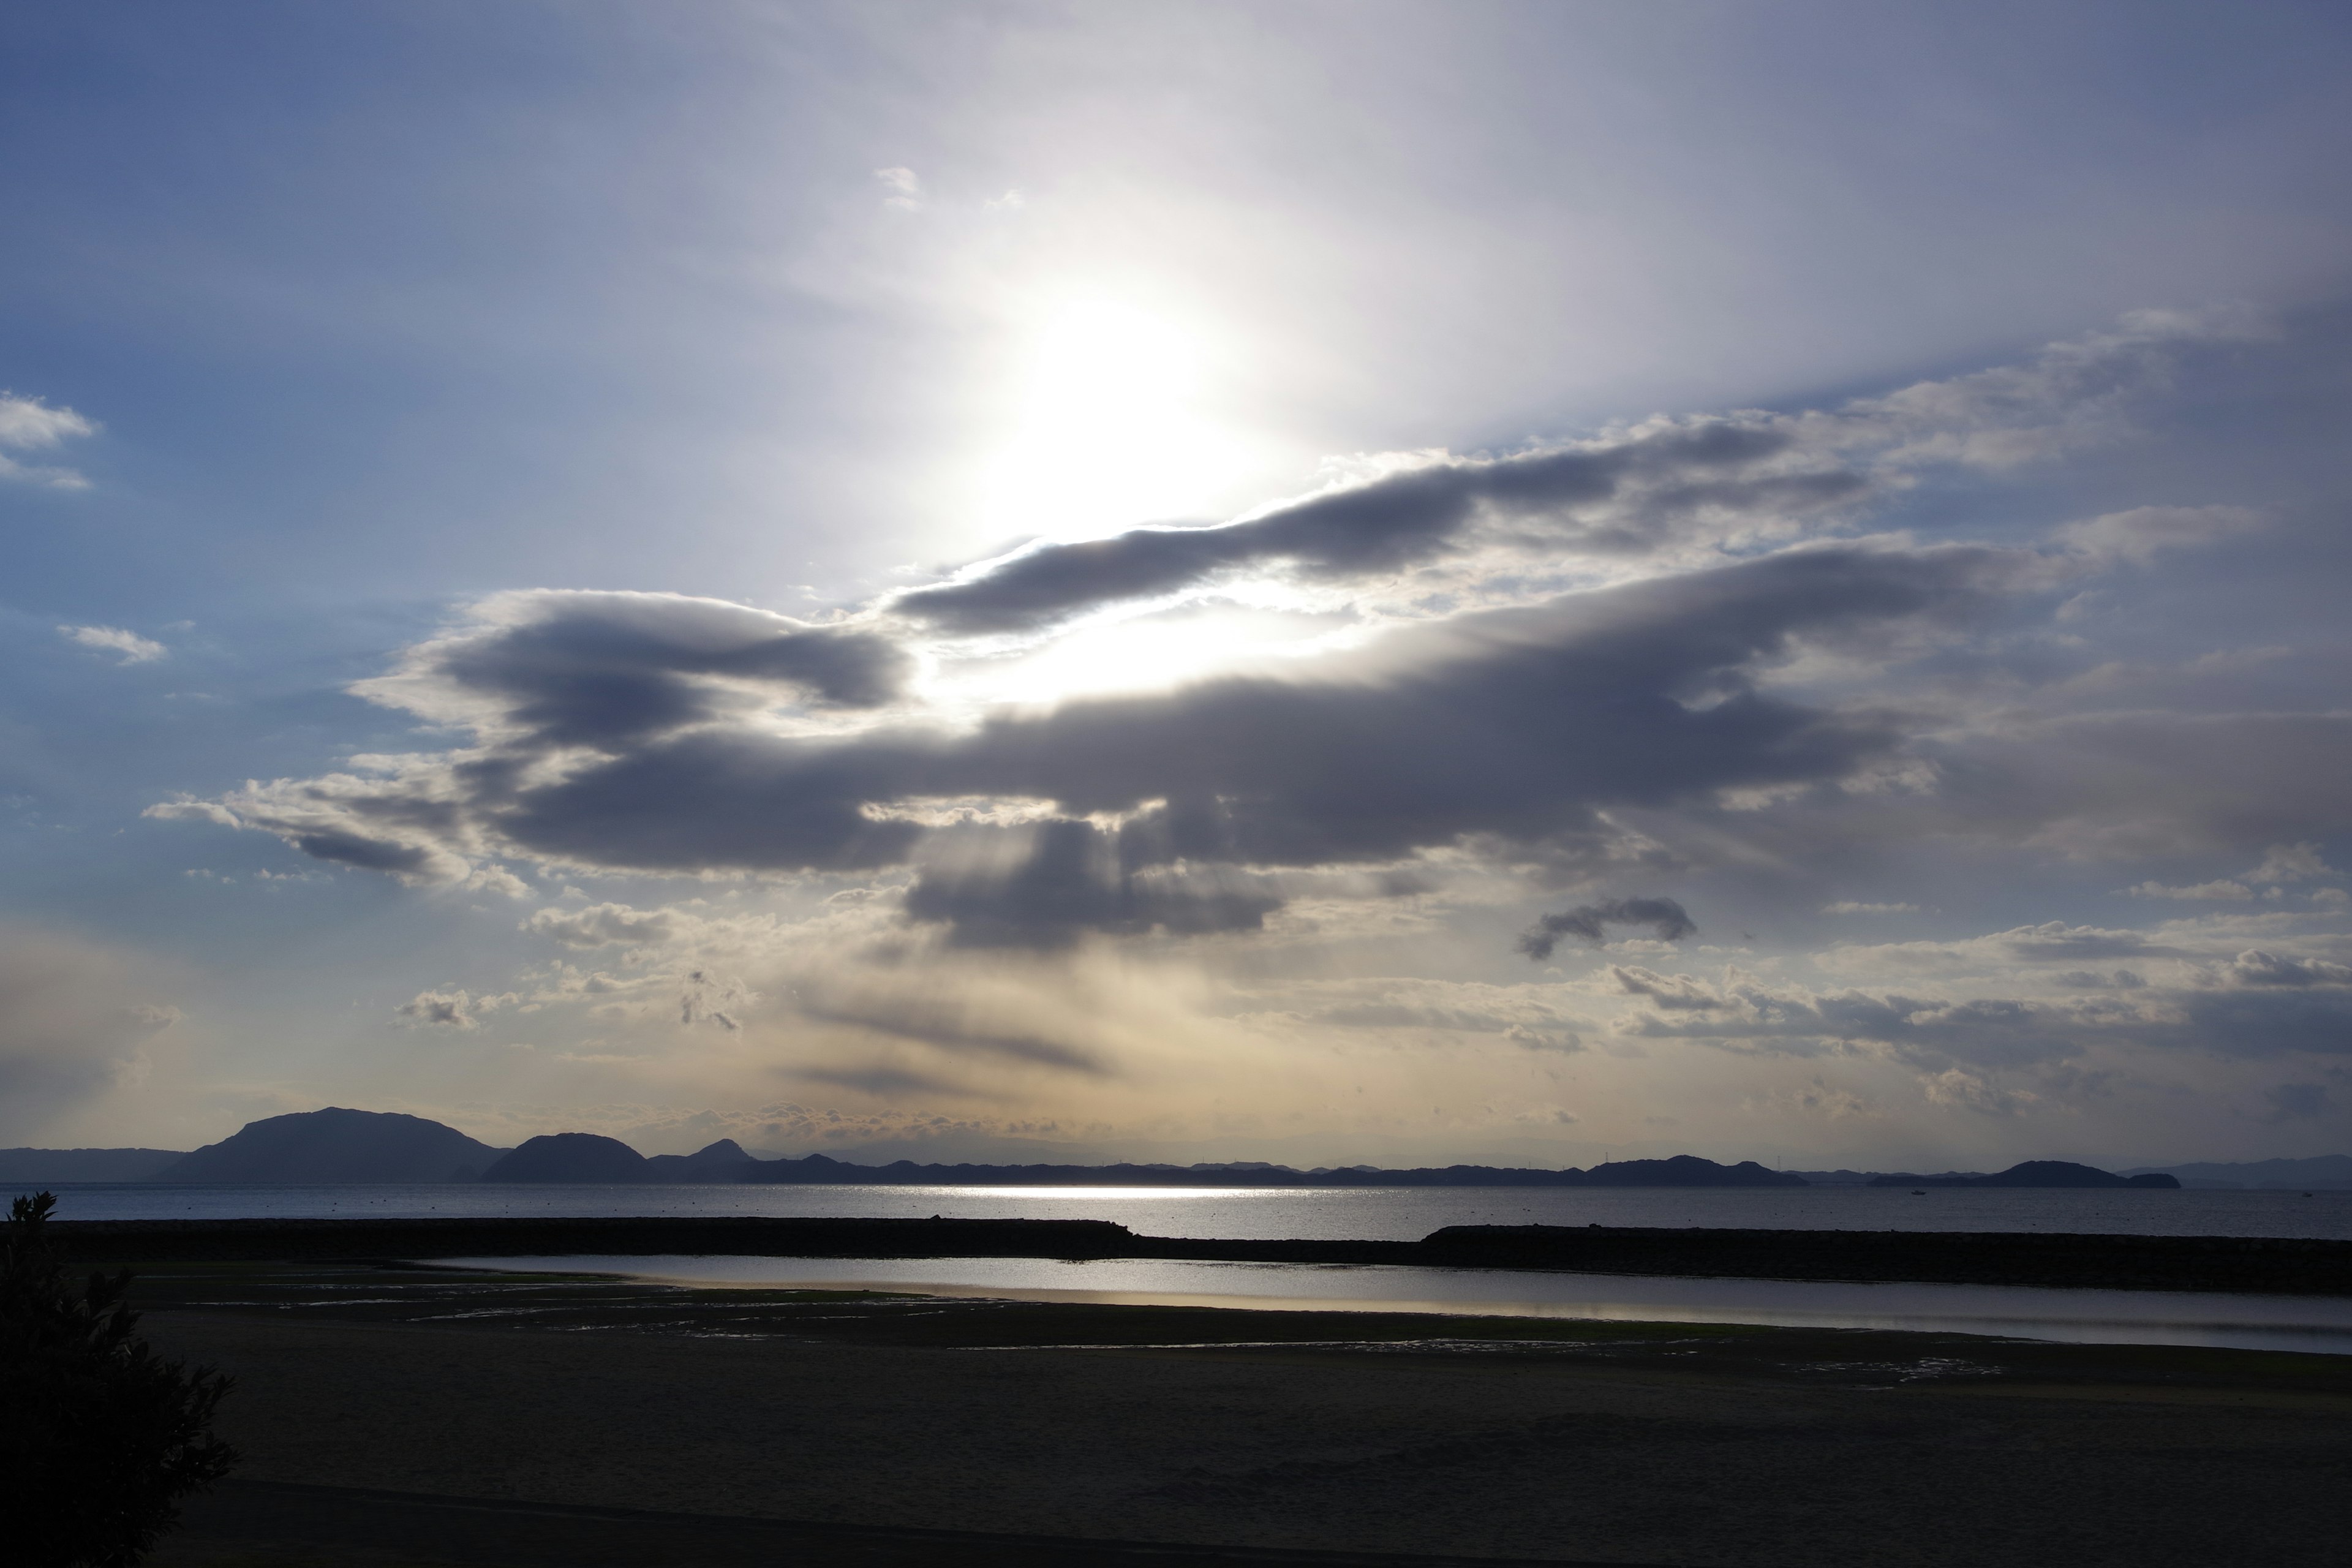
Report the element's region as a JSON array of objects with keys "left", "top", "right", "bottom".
[
  {"left": 29, "top": 1180, "right": 2352, "bottom": 1241},
  {"left": 445, "top": 1253, "right": 2352, "bottom": 1357}
]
